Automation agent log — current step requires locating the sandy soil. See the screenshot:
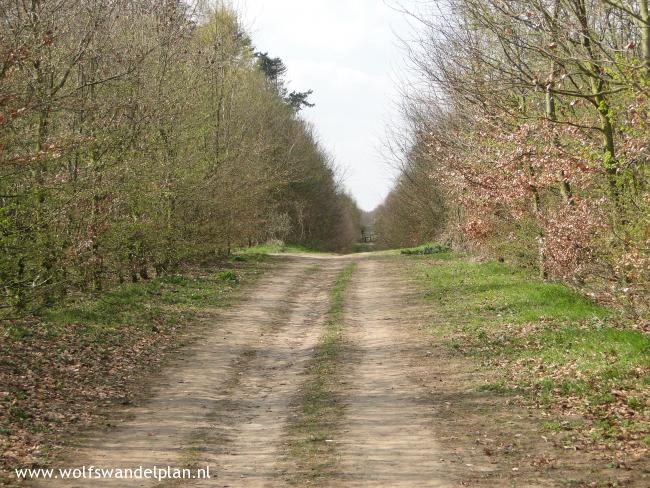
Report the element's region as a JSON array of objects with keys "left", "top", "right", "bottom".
[
  {"left": 30, "top": 253, "right": 644, "bottom": 487},
  {"left": 332, "top": 257, "right": 460, "bottom": 487},
  {"left": 34, "top": 256, "right": 341, "bottom": 488}
]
